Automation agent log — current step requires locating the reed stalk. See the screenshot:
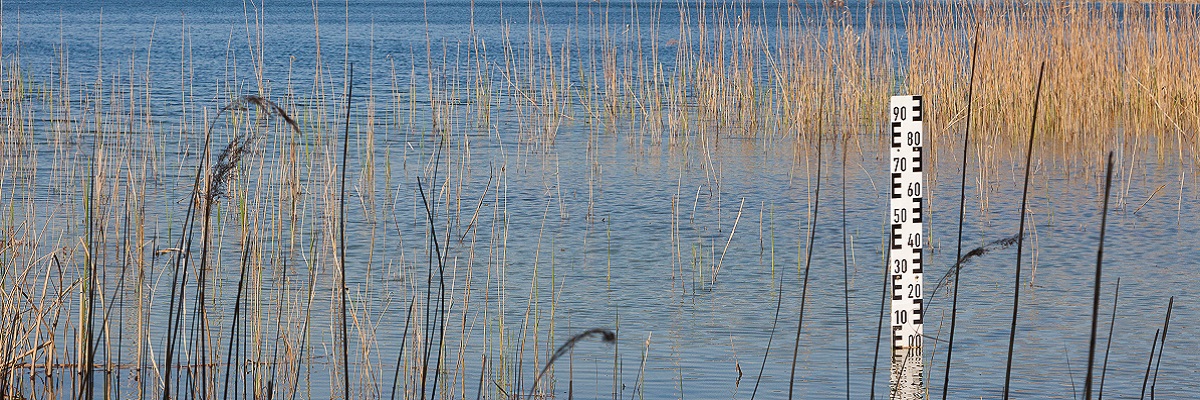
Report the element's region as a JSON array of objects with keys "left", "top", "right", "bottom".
[
  {"left": 1, "top": 1, "right": 1198, "bottom": 398},
  {"left": 1097, "top": 278, "right": 1120, "bottom": 400},
  {"left": 1140, "top": 329, "right": 1160, "bottom": 400},
  {"left": 1002, "top": 61, "right": 1045, "bottom": 400},
  {"left": 787, "top": 87, "right": 825, "bottom": 400},
  {"left": 338, "top": 64, "right": 353, "bottom": 400},
  {"left": 1083, "top": 152, "right": 1114, "bottom": 400},
  {"left": 941, "top": 28, "right": 979, "bottom": 400},
  {"left": 1149, "top": 296, "right": 1173, "bottom": 398}
]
